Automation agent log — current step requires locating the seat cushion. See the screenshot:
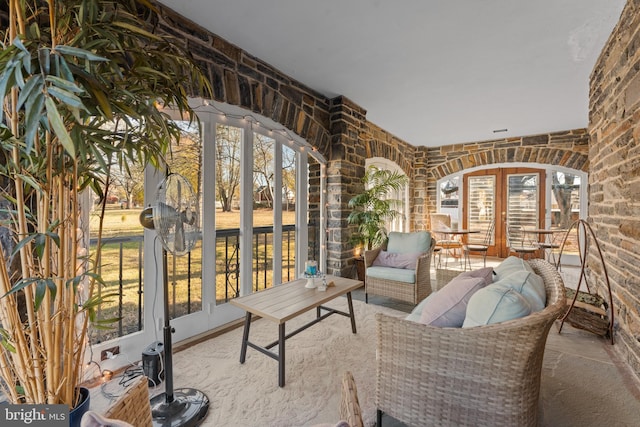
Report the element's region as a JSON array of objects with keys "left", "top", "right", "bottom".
[
  {"left": 387, "top": 231, "right": 431, "bottom": 254},
  {"left": 366, "top": 266, "right": 415, "bottom": 284},
  {"left": 463, "top": 283, "right": 532, "bottom": 327}
]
